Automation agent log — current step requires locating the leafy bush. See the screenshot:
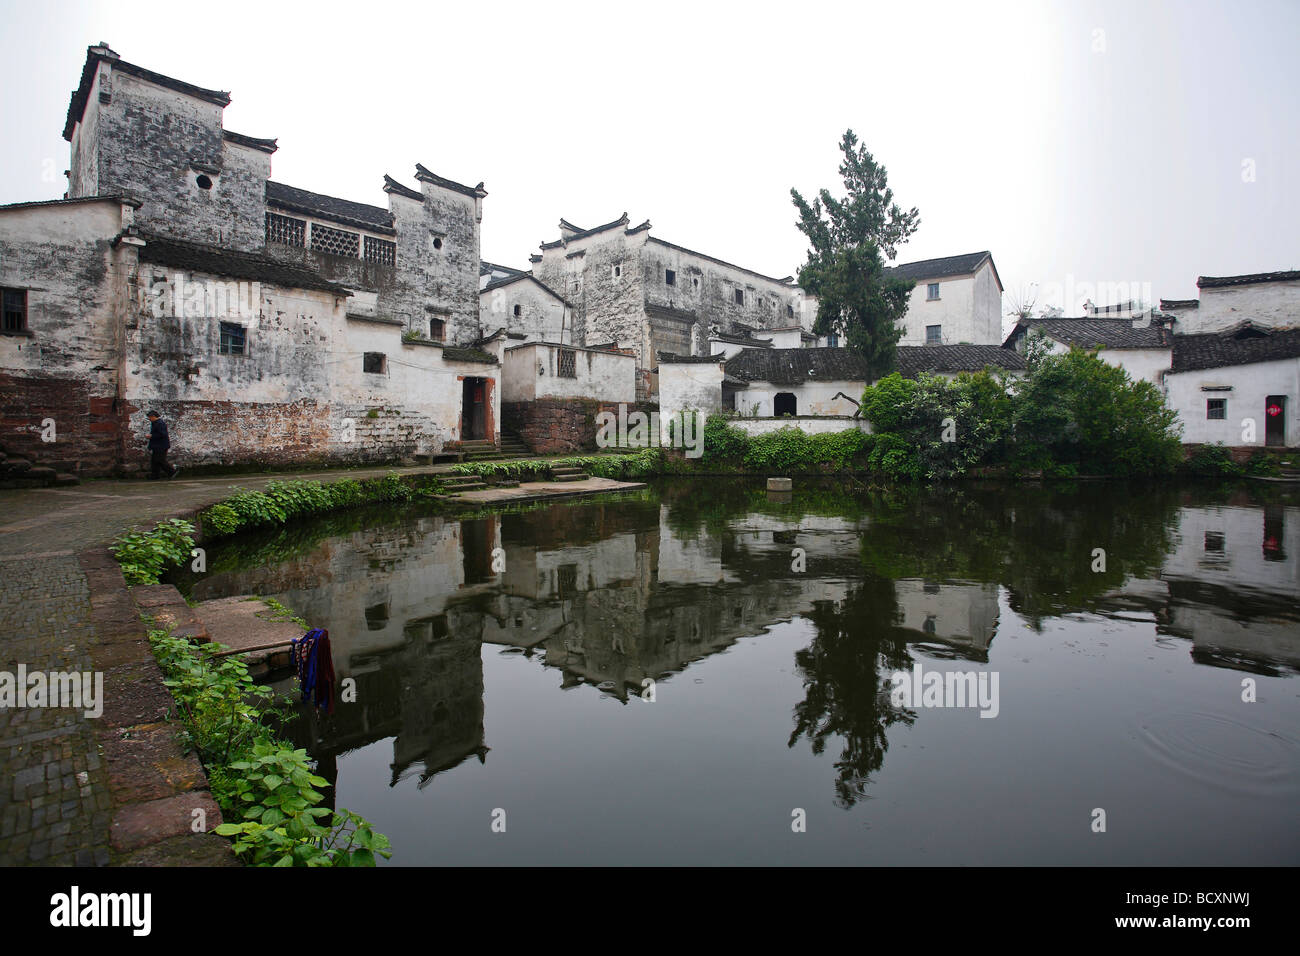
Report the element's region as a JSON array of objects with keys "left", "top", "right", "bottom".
[
  {"left": 1244, "top": 450, "right": 1281, "bottom": 477},
  {"left": 111, "top": 518, "right": 196, "bottom": 585},
  {"left": 859, "top": 371, "right": 1012, "bottom": 480},
  {"left": 1180, "top": 443, "right": 1244, "bottom": 479},
  {"left": 1011, "top": 348, "right": 1182, "bottom": 477},
  {"left": 201, "top": 503, "right": 240, "bottom": 537}
]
